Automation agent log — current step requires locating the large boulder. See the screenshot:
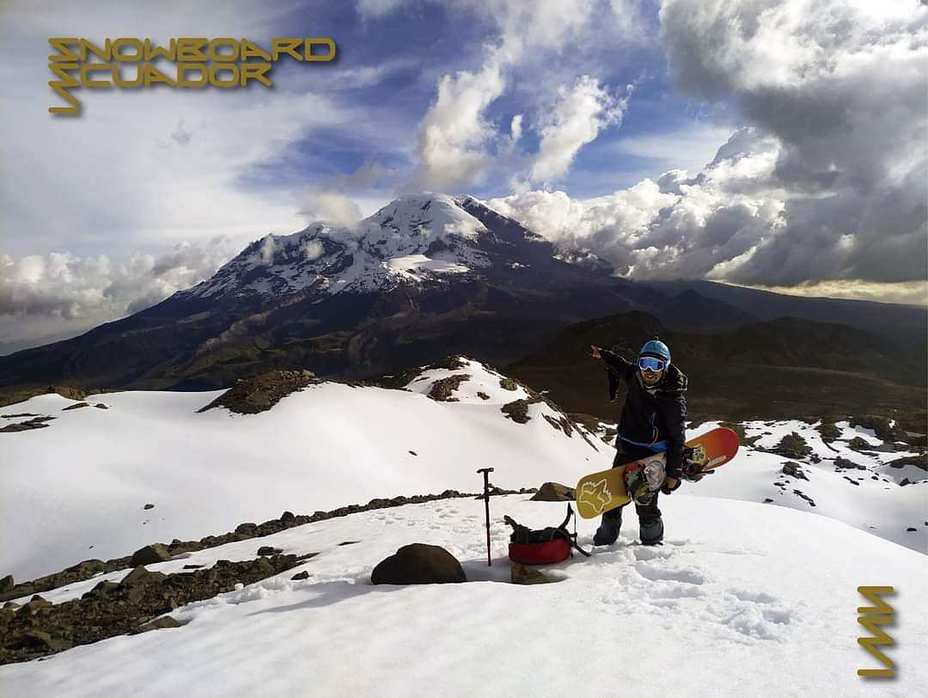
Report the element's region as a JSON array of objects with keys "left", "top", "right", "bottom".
[
  {"left": 530, "top": 482, "right": 575, "bottom": 501},
  {"left": 371, "top": 544, "right": 466, "bottom": 585},
  {"left": 130, "top": 543, "right": 171, "bottom": 567}
]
